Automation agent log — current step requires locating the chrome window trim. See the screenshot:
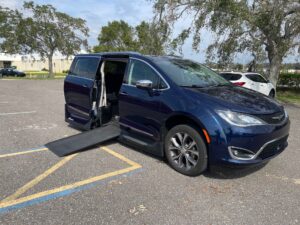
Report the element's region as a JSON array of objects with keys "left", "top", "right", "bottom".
[
  {"left": 228, "top": 135, "right": 288, "bottom": 161},
  {"left": 125, "top": 57, "right": 170, "bottom": 91}
]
